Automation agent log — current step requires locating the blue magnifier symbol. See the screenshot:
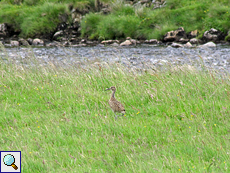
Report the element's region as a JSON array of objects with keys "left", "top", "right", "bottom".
[{"left": 3, "top": 154, "right": 18, "bottom": 170}]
